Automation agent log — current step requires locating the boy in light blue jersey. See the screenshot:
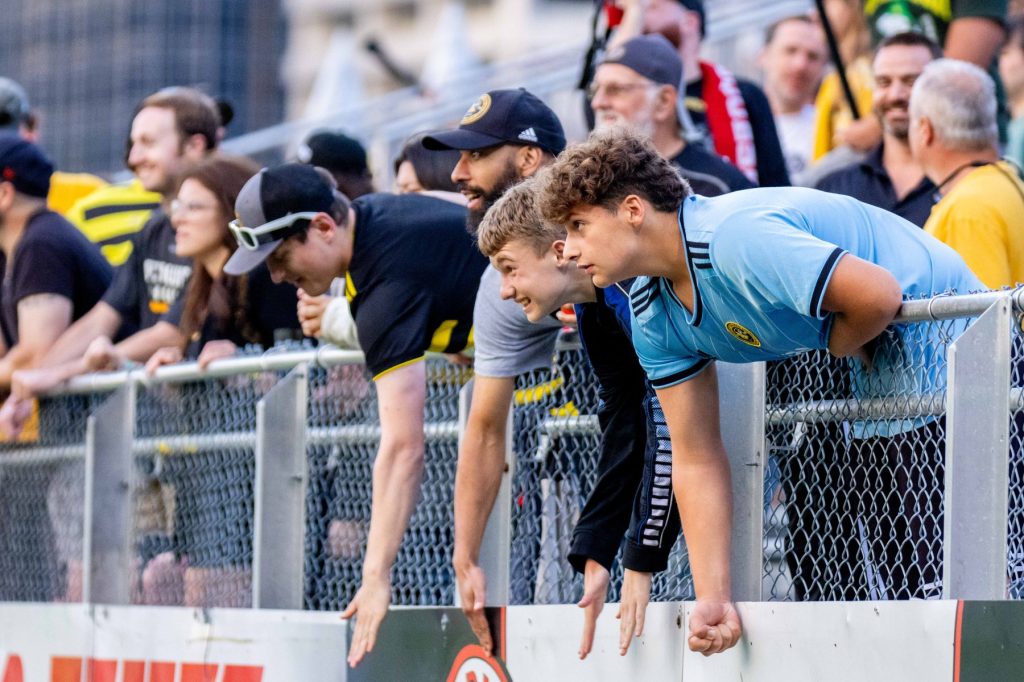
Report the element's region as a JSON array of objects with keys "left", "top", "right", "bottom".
[{"left": 535, "top": 127, "right": 984, "bottom": 646}]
